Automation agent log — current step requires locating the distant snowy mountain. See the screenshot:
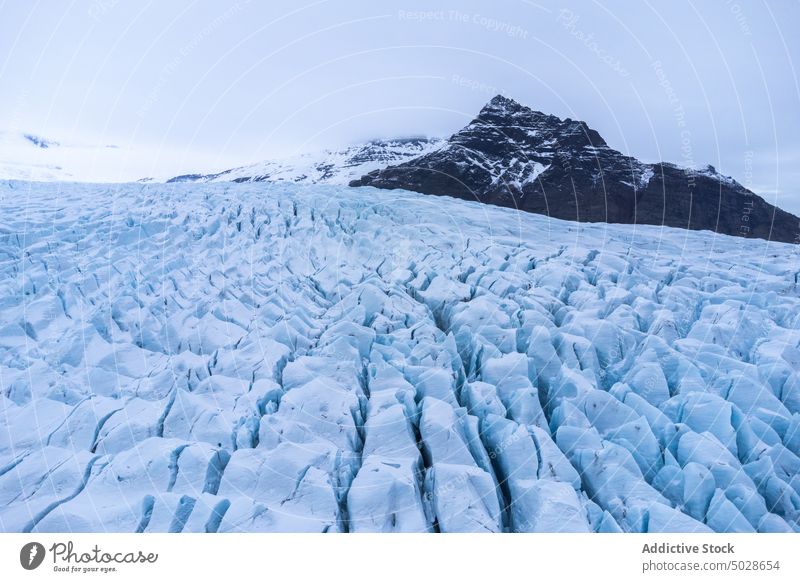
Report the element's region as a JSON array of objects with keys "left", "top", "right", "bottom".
[
  {"left": 352, "top": 95, "right": 800, "bottom": 243},
  {"left": 0, "top": 130, "right": 233, "bottom": 183},
  {"left": 168, "top": 137, "right": 443, "bottom": 185},
  {"left": 2, "top": 179, "right": 799, "bottom": 533},
  {"left": 0, "top": 131, "right": 83, "bottom": 182}
]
